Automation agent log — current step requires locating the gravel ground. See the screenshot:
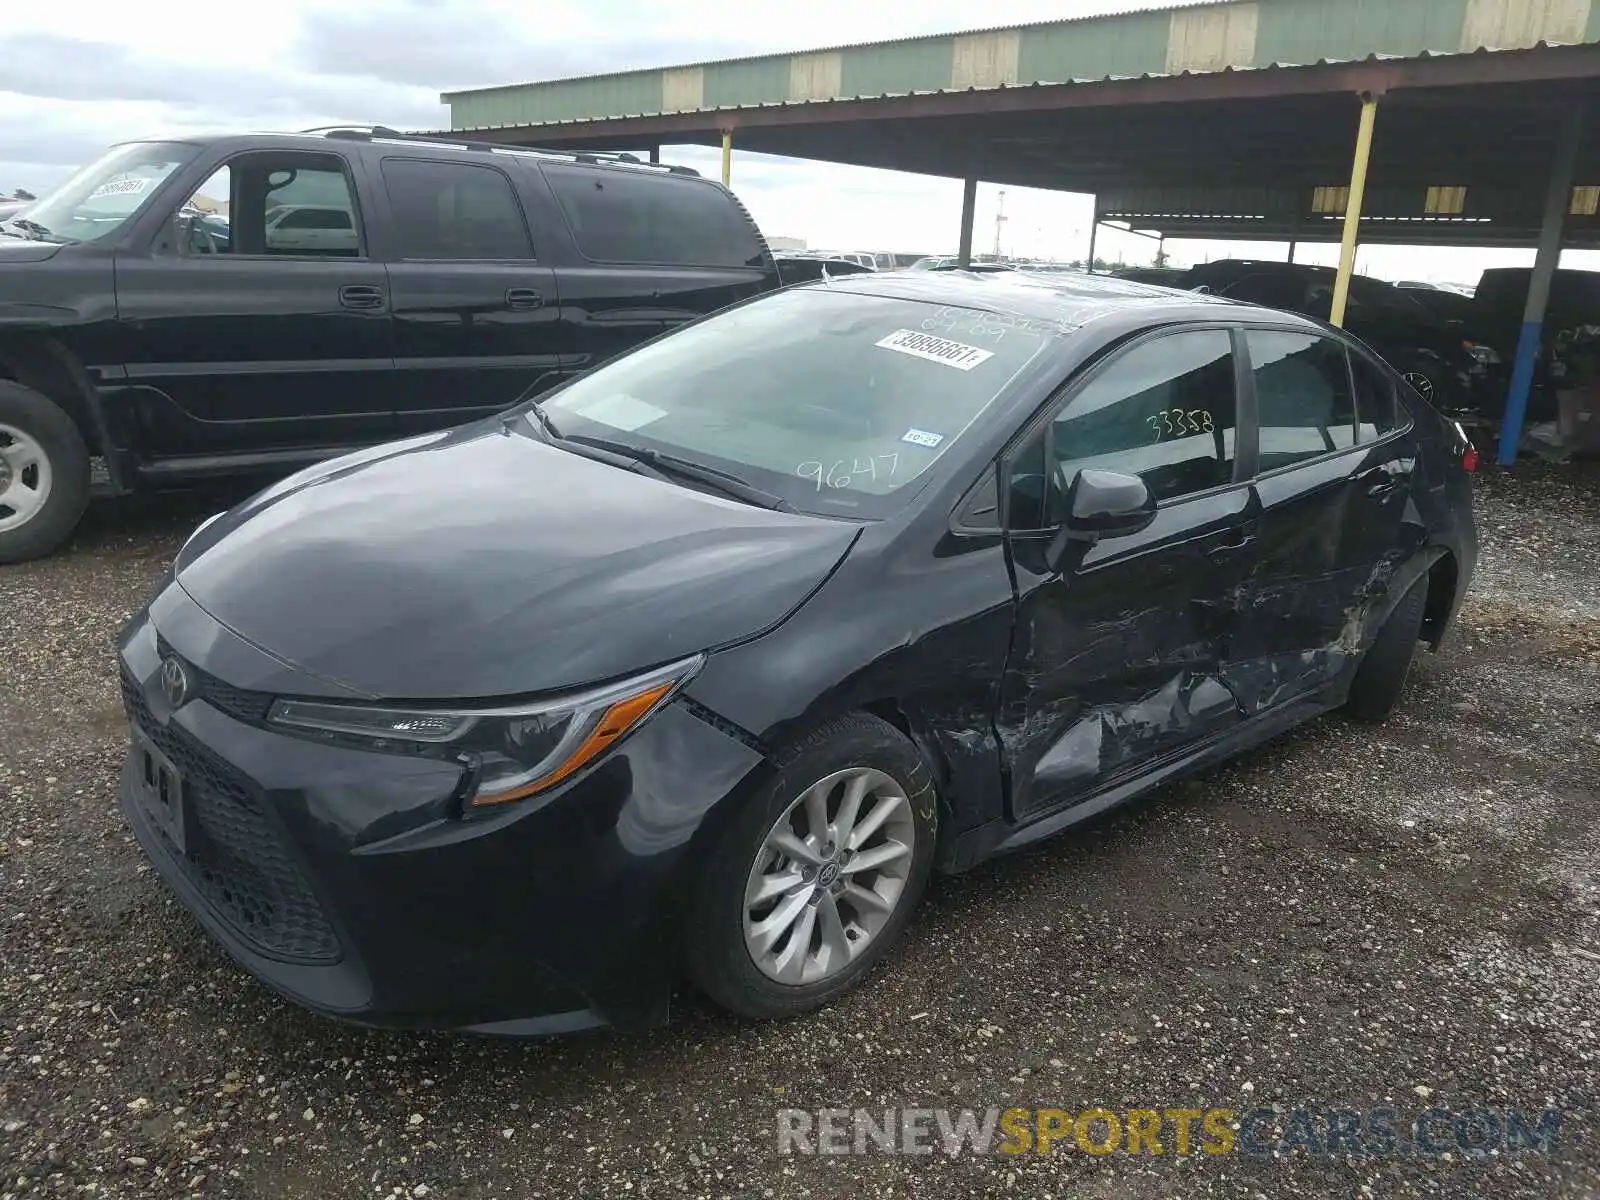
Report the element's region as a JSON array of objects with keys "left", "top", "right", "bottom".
[{"left": 2, "top": 464, "right": 1598, "bottom": 1199}]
